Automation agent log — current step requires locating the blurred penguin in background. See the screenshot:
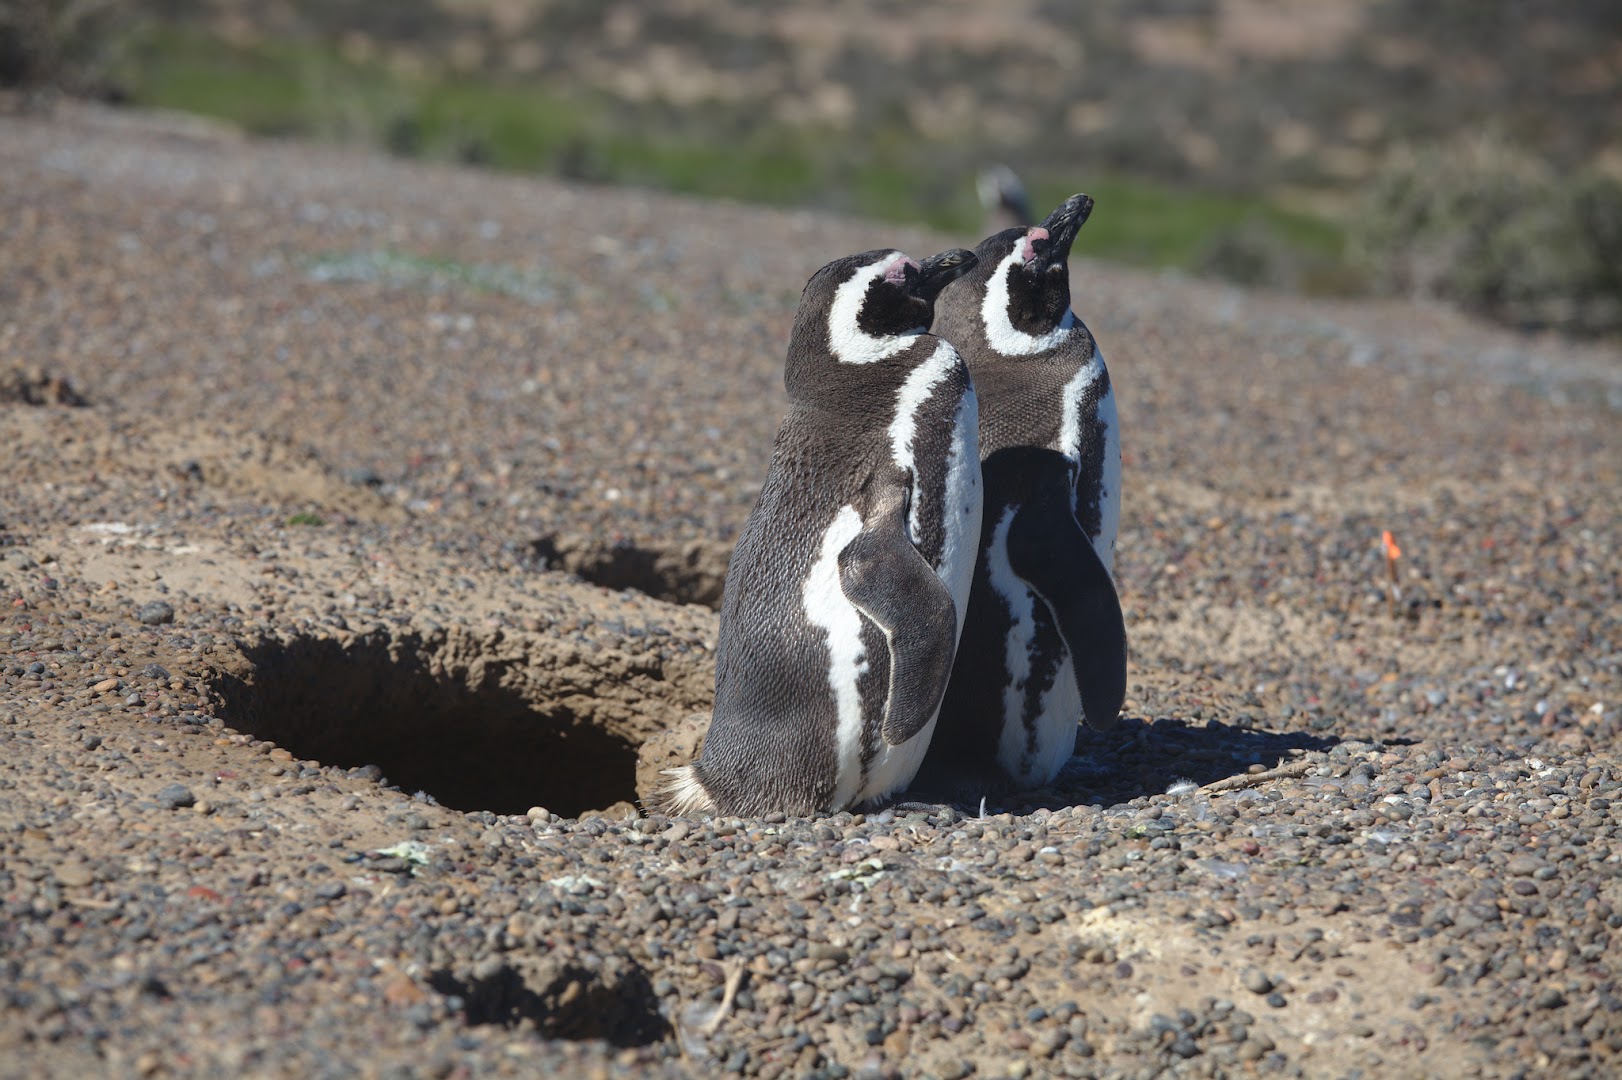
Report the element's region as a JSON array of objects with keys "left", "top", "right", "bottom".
[{"left": 977, "top": 165, "right": 1033, "bottom": 234}]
